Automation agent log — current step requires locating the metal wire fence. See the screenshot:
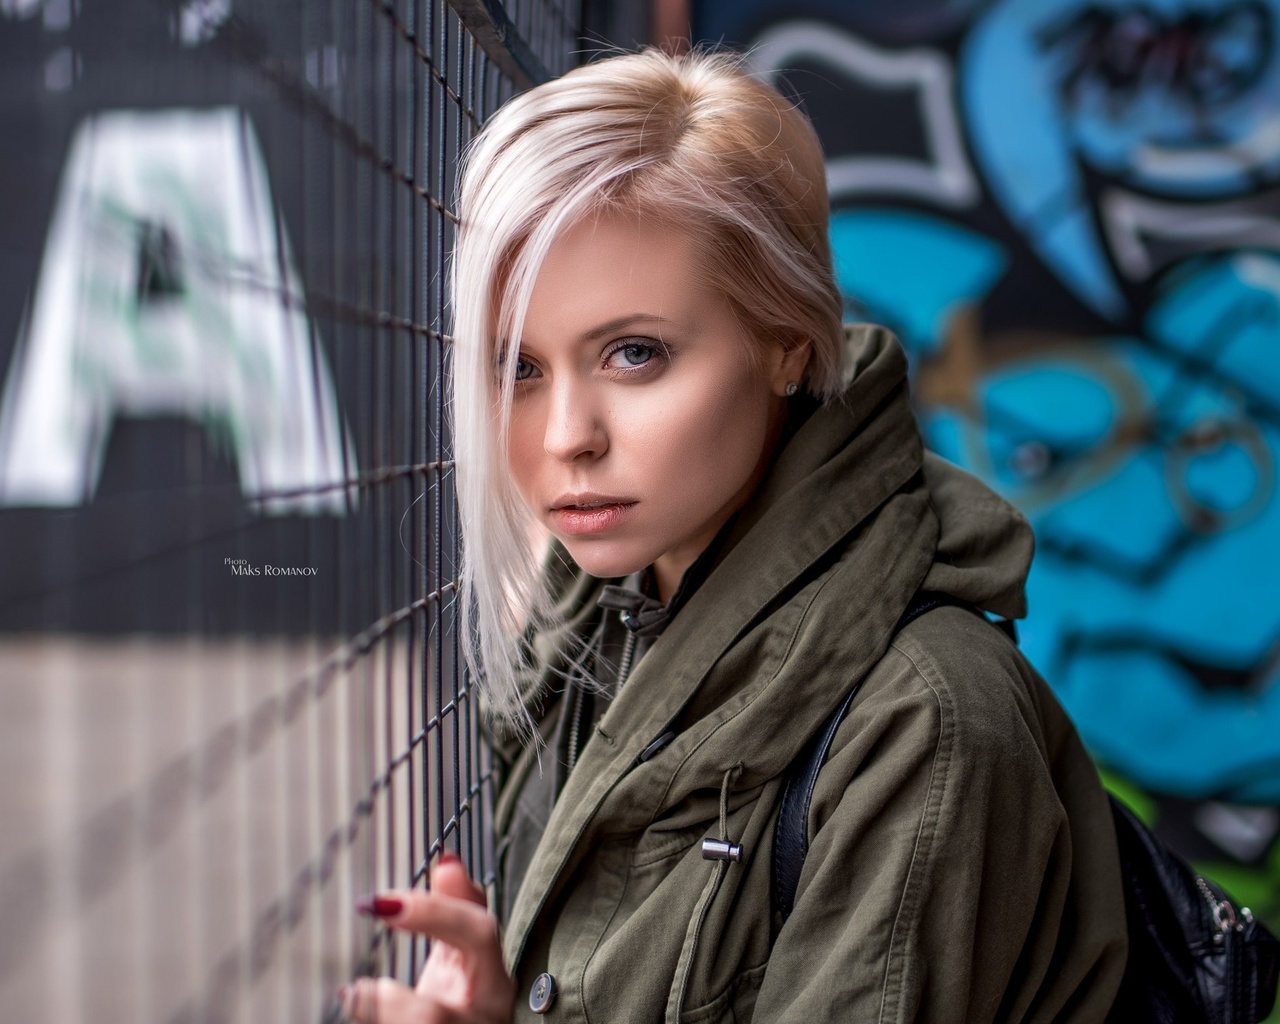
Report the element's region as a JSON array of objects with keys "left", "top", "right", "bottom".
[{"left": 0, "top": 1, "right": 584, "bottom": 1020}]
